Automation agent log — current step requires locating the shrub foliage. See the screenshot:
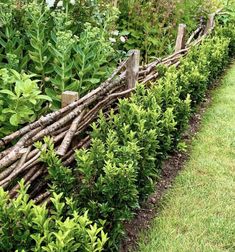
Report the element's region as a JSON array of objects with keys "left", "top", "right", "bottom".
[
  {"left": 38, "top": 29, "right": 233, "bottom": 250},
  {"left": 0, "top": 180, "right": 108, "bottom": 252}
]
